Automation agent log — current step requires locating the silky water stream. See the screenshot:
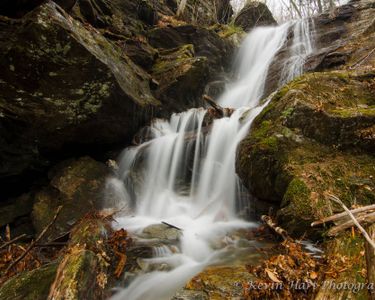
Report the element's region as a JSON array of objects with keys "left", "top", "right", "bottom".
[{"left": 107, "top": 19, "right": 316, "bottom": 300}]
